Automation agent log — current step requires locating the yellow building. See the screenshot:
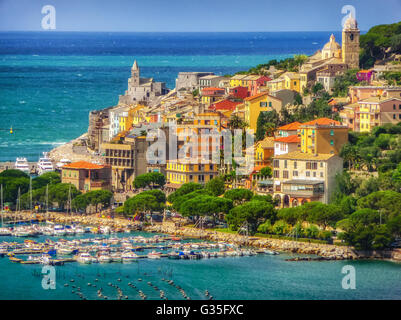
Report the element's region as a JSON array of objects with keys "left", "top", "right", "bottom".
[
  {"left": 165, "top": 159, "right": 219, "bottom": 189},
  {"left": 299, "top": 118, "right": 349, "bottom": 155},
  {"left": 255, "top": 136, "right": 275, "bottom": 166},
  {"left": 244, "top": 92, "right": 282, "bottom": 132},
  {"left": 282, "top": 72, "right": 301, "bottom": 92}
]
